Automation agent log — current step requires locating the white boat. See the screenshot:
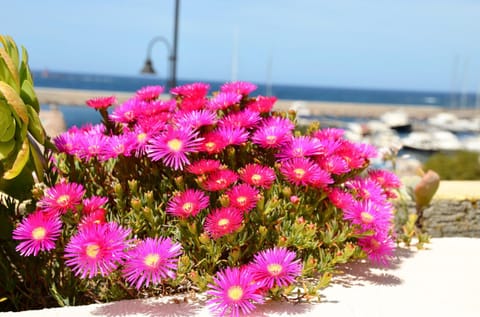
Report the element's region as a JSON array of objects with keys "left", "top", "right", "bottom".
[
  {"left": 427, "top": 112, "right": 480, "bottom": 133},
  {"left": 379, "top": 110, "right": 412, "bottom": 133},
  {"left": 401, "top": 130, "right": 464, "bottom": 152}
]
